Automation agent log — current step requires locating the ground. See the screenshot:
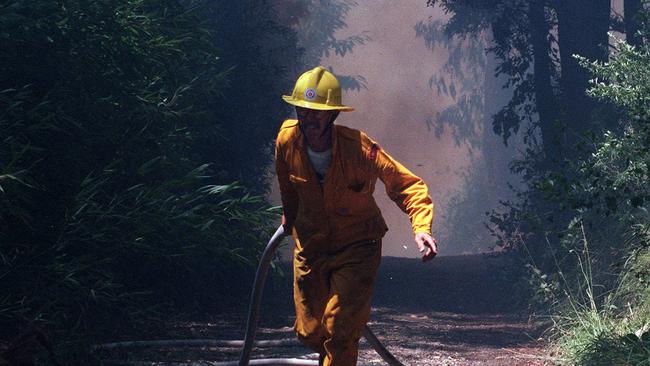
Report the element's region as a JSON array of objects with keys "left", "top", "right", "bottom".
[
  {"left": 359, "top": 309, "right": 547, "bottom": 365},
  {"left": 97, "top": 254, "right": 553, "bottom": 365}
]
